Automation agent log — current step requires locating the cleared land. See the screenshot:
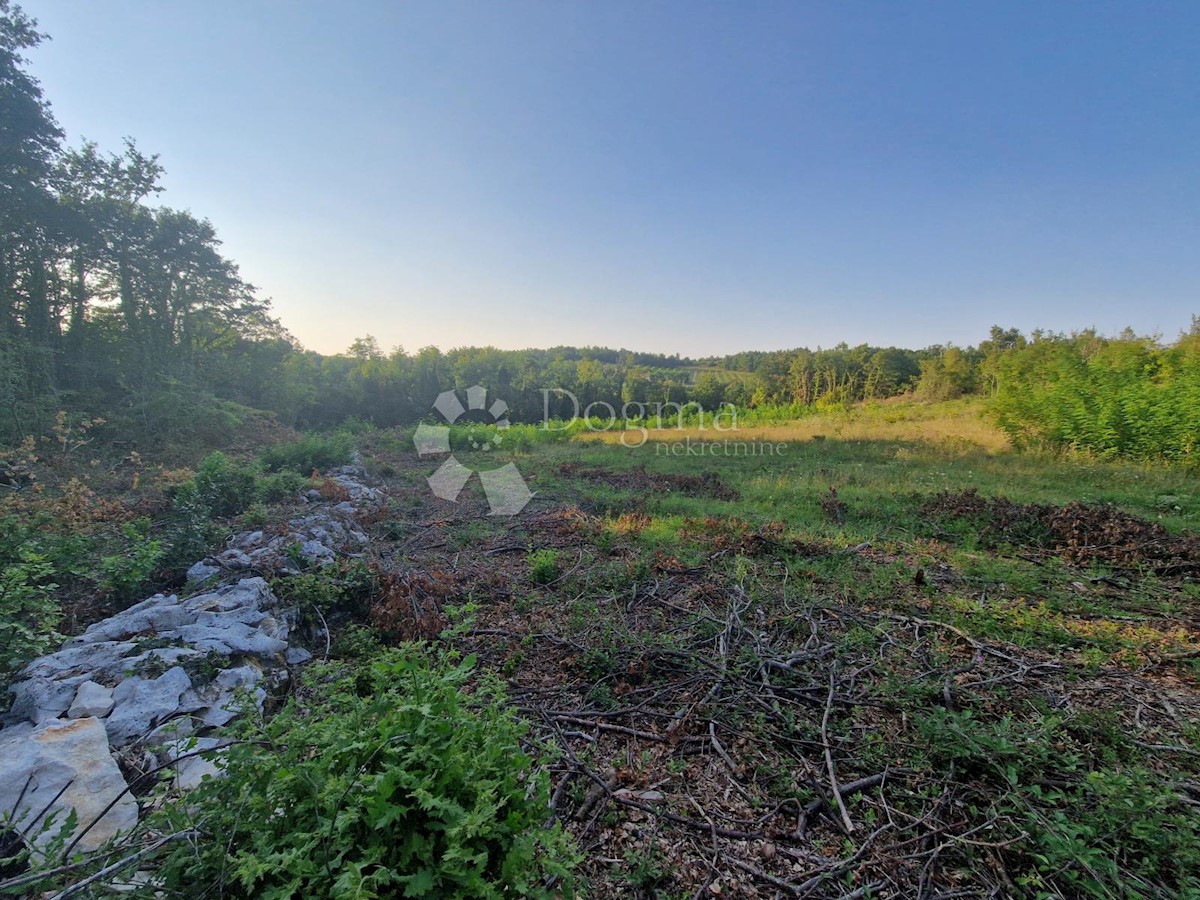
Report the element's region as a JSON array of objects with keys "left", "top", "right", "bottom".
[{"left": 344, "top": 401, "right": 1200, "bottom": 899}]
